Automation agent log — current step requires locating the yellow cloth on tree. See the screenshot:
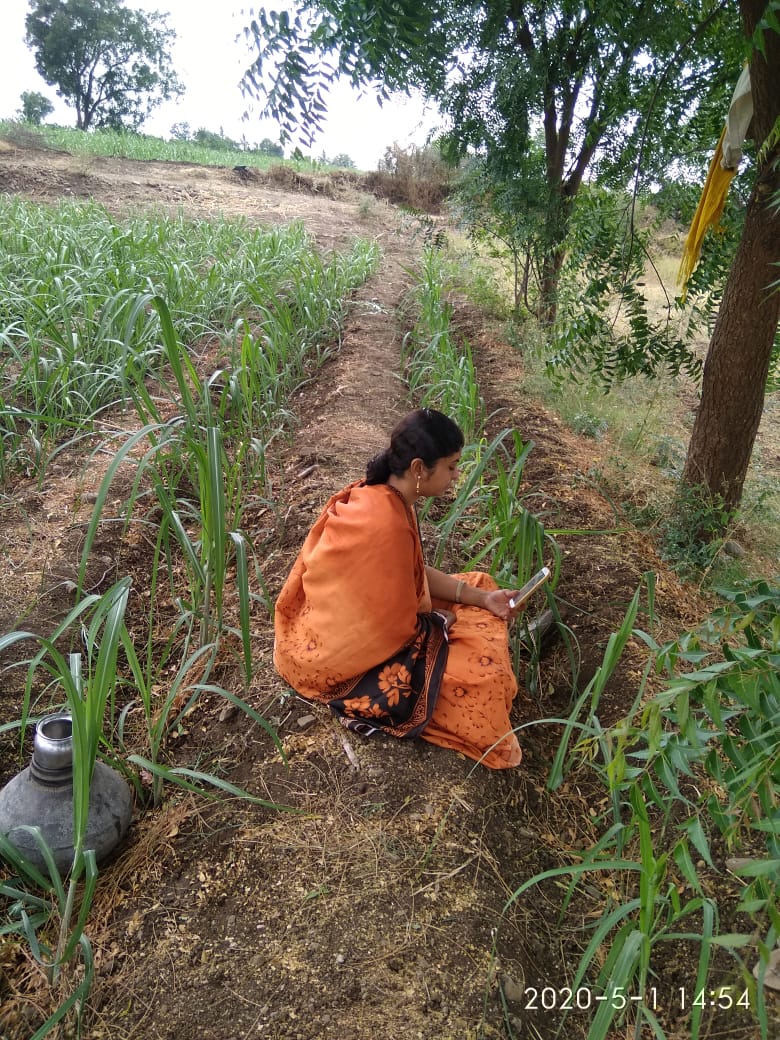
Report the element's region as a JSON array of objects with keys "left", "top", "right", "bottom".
[
  {"left": 677, "top": 126, "right": 736, "bottom": 298},
  {"left": 677, "top": 66, "right": 752, "bottom": 299}
]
